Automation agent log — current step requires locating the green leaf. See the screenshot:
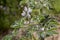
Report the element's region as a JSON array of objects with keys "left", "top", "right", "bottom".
[
  {"left": 2, "top": 35, "right": 13, "bottom": 40},
  {"left": 40, "top": 32, "right": 46, "bottom": 38},
  {"left": 46, "top": 31, "right": 57, "bottom": 36},
  {"left": 53, "top": 0, "right": 60, "bottom": 12}
]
